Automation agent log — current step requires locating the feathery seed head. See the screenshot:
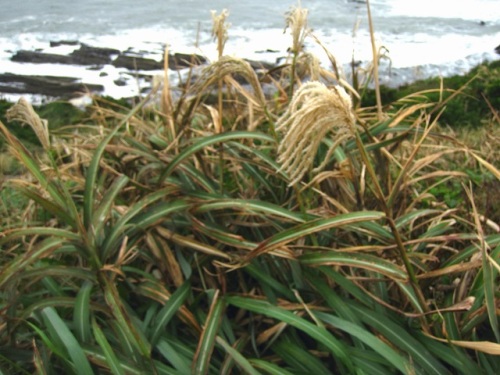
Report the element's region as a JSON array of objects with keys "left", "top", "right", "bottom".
[
  {"left": 277, "top": 82, "right": 355, "bottom": 186},
  {"left": 191, "top": 56, "right": 266, "bottom": 108},
  {"left": 6, "top": 97, "right": 50, "bottom": 151},
  {"left": 211, "top": 9, "right": 230, "bottom": 58},
  {"left": 284, "top": 2, "right": 309, "bottom": 55}
]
